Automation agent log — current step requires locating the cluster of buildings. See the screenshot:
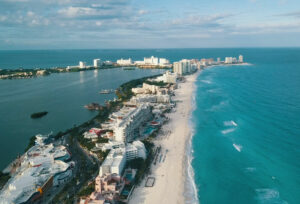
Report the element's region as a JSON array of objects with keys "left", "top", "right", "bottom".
[
  {"left": 173, "top": 59, "right": 198, "bottom": 75},
  {"left": 80, "top": 70, "right": 177, "bottom": 203},
  {"left": 67, "top": 59, "right": 113, "bottom": 69},
  {"left": 0, "top": 134, "right": 73, "bottom": 203},
  {"left": 116, "top": 56, "right": 171, "bottom": 67},
  {"left": 173, "top": 55, "right": 244, "bottom": 75},
  {"left": 225, "top": 55, "right": 243, "bottom": 64},
  {"left": 66, "top": 56, "right": 171, "bottom": 70}
]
